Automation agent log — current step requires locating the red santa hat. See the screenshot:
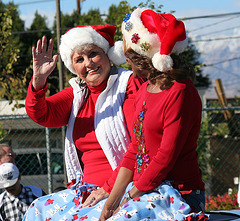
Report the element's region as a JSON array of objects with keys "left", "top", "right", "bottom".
[
  {"left": 121, "top": 8, "right": 188, "bottom": 72},
  {"left": 60, "top": 24, "right": 126, "bottom": 74}
]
